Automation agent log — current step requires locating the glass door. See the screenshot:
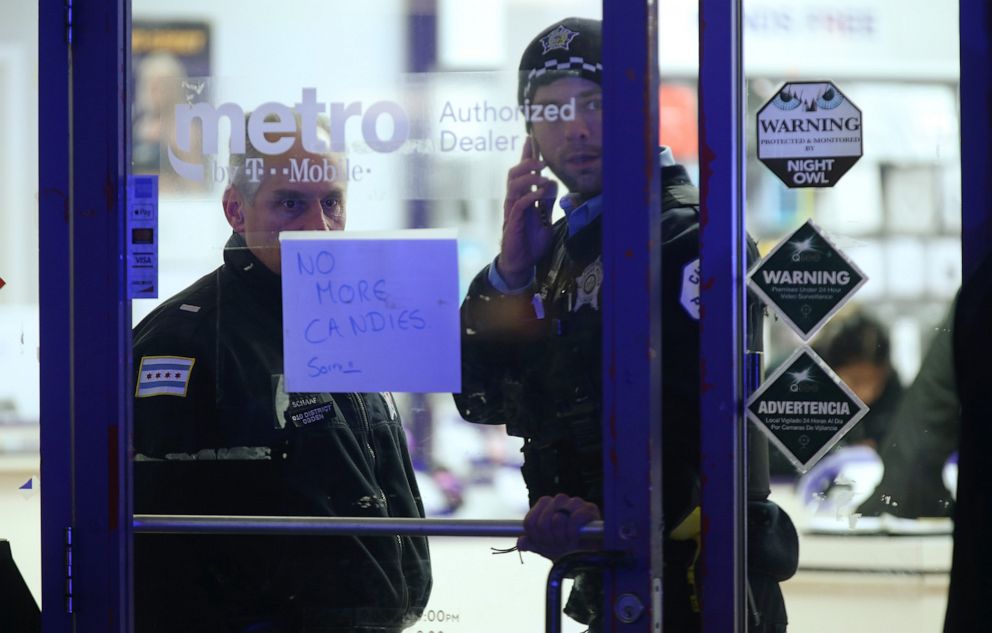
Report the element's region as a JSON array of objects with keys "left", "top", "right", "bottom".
[
  {"left": 738, "top": 1, "right": 963, "bottom": 631},
  {"left": 36, "top": 0, "right": 992, "bottom": 631},
  {"left": 123, "top": 2, "right": 636, "bottom": 632}
]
